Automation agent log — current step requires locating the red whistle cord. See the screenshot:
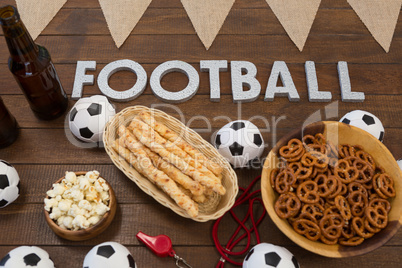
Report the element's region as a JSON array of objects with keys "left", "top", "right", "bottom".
[{"left": 212, "top": 175, "right": 266, "bottom": 267}]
